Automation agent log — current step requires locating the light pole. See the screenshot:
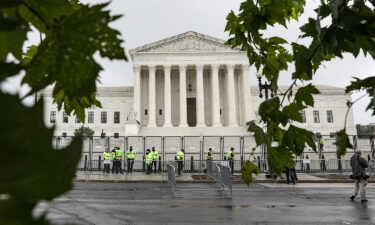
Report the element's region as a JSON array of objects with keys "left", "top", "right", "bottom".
[
  {"left": 256, "top": 71, "right": 274, "bottom": 173},
  {"left": 256, "top": 71, "right": 273, "bottom": 100}
]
